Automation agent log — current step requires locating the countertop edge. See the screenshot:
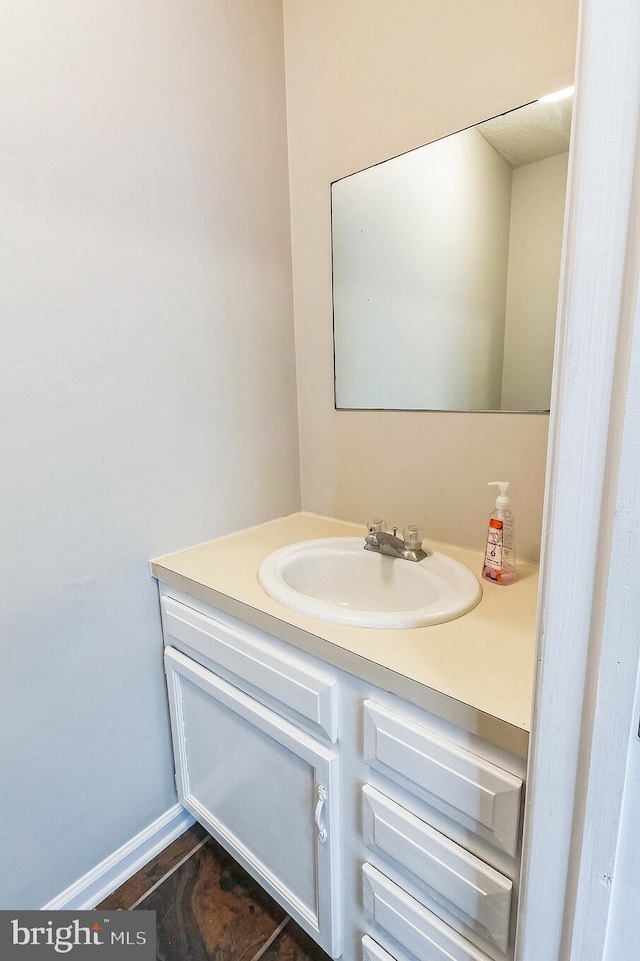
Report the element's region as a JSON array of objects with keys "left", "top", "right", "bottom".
[{"left": 152, "top": 561, "right": 529, "bottom": 760}]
